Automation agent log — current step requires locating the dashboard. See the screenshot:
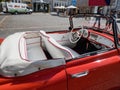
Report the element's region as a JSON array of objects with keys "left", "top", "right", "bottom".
[{"left": 81, "top": 29, "right": 114, "bottom": 48}]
